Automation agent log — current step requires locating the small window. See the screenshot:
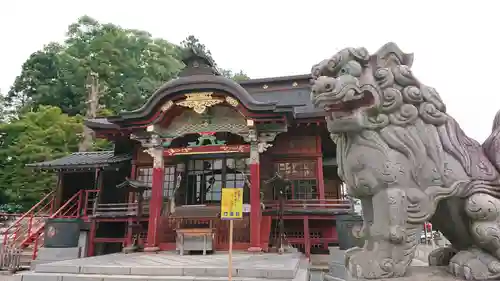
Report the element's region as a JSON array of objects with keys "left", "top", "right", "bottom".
[
  {"left": 136, "top": 166, "right": 177, "bottom": 200},
  {"left": 273, "top": 160, "right": 318, "bottom": 200}
]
